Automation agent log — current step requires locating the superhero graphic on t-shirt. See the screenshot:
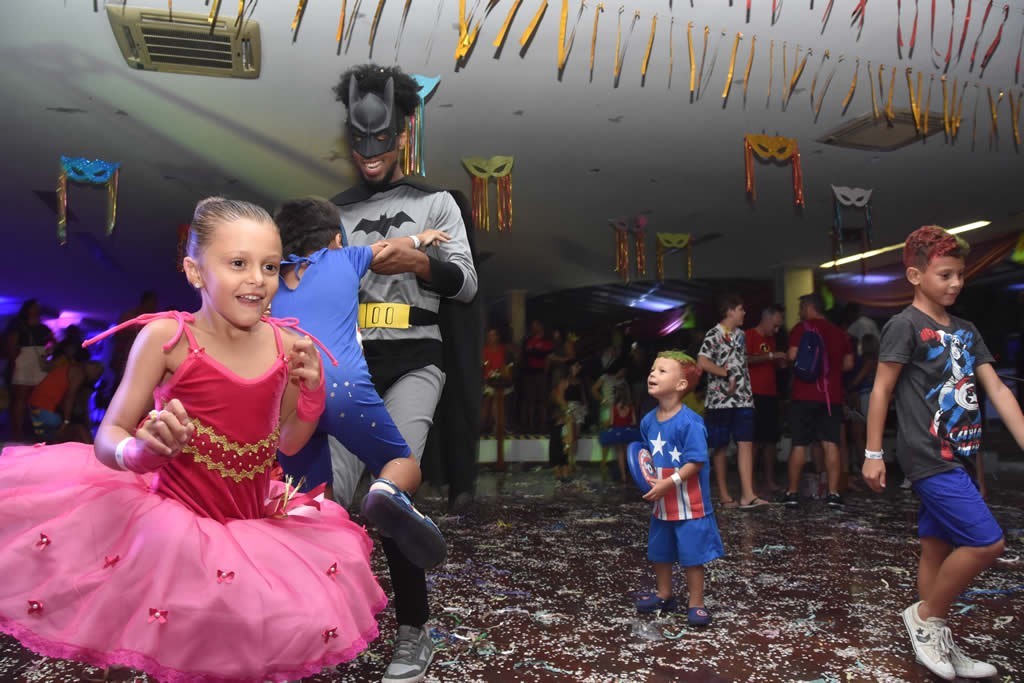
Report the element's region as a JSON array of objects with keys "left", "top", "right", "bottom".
[{"left": 920, "top": 327, "right": 982, "bottom": 461}]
